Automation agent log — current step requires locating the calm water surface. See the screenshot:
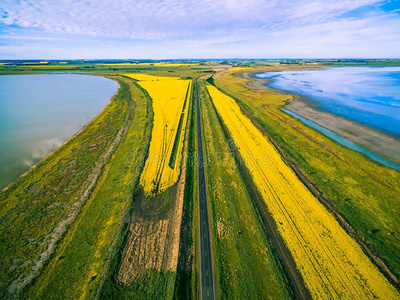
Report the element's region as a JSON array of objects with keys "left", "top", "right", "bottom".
[
  {"left": 0, "top": 74, "right": 118, "bottom": 189},
  {"left": 256, "top": 67, "right": 400, "bottom": 137}
]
